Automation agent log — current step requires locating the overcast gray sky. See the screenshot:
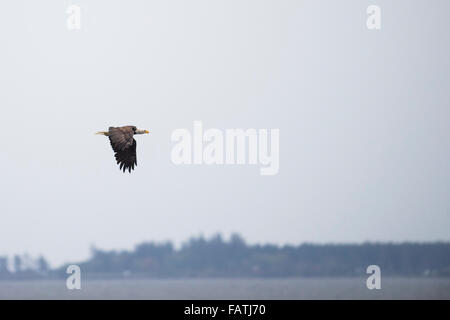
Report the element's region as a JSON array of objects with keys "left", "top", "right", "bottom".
[{"left": 0, "top": 0, "right": 449, "bottom": 267}]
